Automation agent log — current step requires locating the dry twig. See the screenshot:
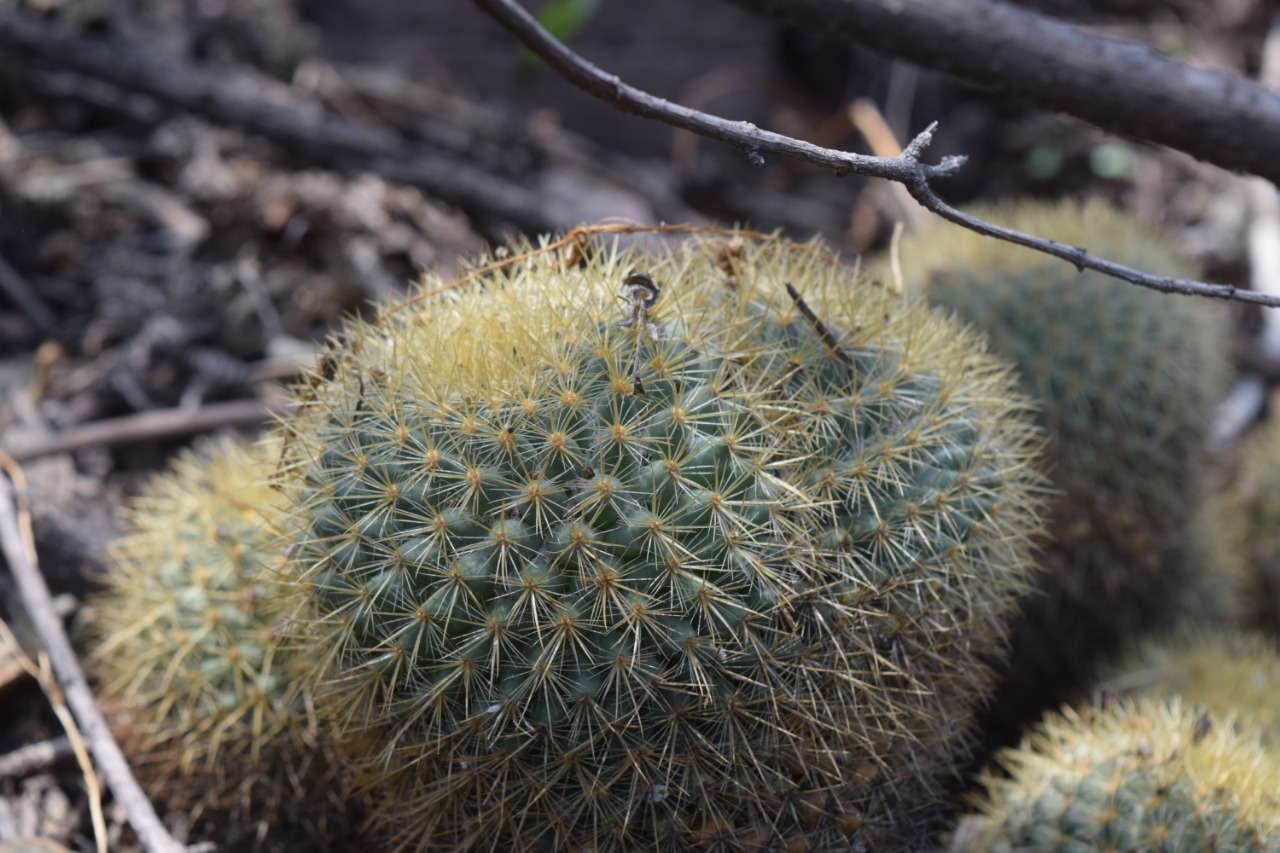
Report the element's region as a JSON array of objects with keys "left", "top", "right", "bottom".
[
  {"left": 0, "top": 590, "right": 106, "bottom": 853},
  {"left": 4, "top": 398, "right": 287, "bottom": 463},
  {"left": 473, "top": 0, "right": 1280, "bottom": 308},
  {"left": 0, "top": 254, "right": 55, "bottom": 332},
  {"left": 0, "top": 452, "right": 187, "bottom": 853},
  {"left": 0, "top": 736, "right": 75, "bottom": 779},
  {"left": 724, "top": 0, "right": 1280, "bottom": 186}
]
